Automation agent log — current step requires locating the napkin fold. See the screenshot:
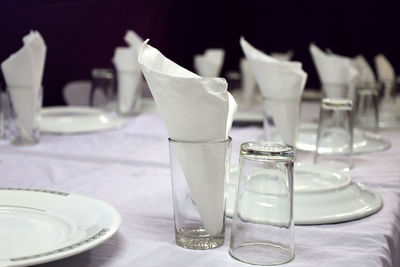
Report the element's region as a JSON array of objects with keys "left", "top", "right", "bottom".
[
  {"left": 138, "top": 40, "right": 237, "bottom": 235},
  {"left": 271, "top": 50, "right": 294, "bottom": 62},
  {"left": 309, "top": 43, "right": 358, "bottom": 99},
  {"left": 352, "top": 55, "right": 376, "bottom": 85},
  {"left": 374, "top": 54, "right": 395, "bottom": 99},
  {"left": 1, "top": 31, "right": 46, "bottom": 139},
  {"left": 112, "top": 30, "right": 144, "bottom": 114},
  {"left": 193, "top": 49, "right": 225, "bottom": 77},
  {"left": 239, "top": 58, "right": 257, "bottom": 103},
  {"left": 240, "top": 37, "right": 307, "bottom": 146}
]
